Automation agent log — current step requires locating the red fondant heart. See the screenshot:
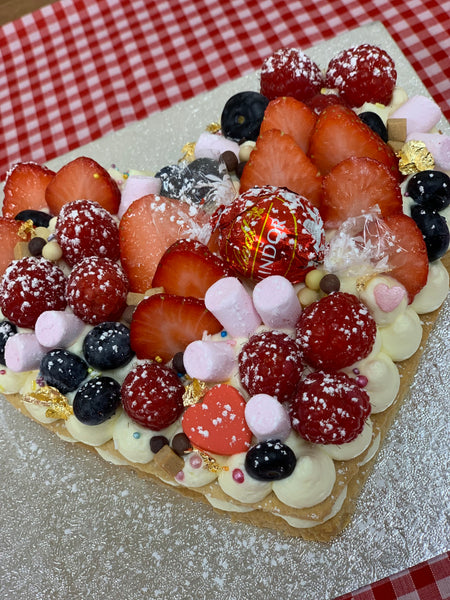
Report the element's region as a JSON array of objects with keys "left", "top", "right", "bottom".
[{"left": 182, "top": 384, "right": 252, "bottom": 455}]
